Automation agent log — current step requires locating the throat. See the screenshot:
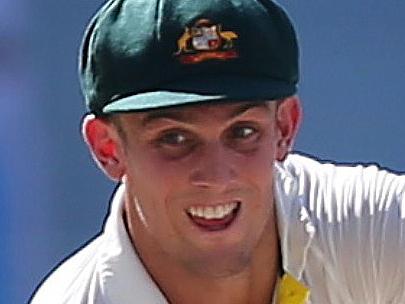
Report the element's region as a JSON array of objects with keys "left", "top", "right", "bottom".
[
  {"left": 149, "top": 241, "right": 280, "bottom": 304},
  {"left": 161, "top": 270, "right": 279, "bottom": 304}
]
